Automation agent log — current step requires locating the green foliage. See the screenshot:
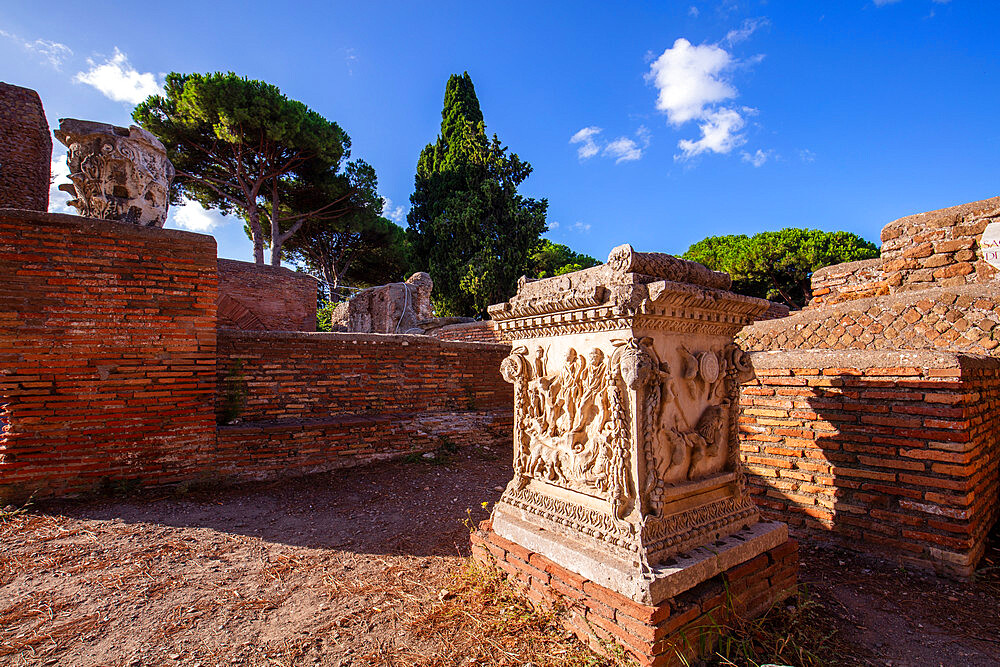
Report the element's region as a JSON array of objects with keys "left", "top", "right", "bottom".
[
  {"left": 407, "top": 72, "right": 548, "bottom": 317},
  {"left": 316, "top": 300, "right": 338, "bottom": 332},
  {"left": 280, "top": 160, "right": 410, "bottom": 297},
  {"left": 683, "top": 228, "right": 878, "bottom": 309},
  {"left": 220, "top": 359, "right": 248, "bottom": 423},
  {"left": 133, "top": 72, "right": 359, "bottom": 266},
  {"left": 529, "top": 239, "right": 601, "bottom": 278}
]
